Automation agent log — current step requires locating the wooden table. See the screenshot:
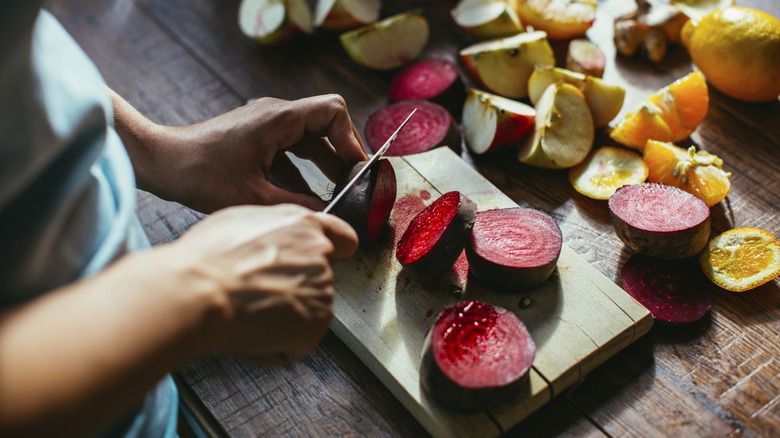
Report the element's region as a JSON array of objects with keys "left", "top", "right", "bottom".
[{"left": 50, "top": 0, "right": 780, "bottom": 436}]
